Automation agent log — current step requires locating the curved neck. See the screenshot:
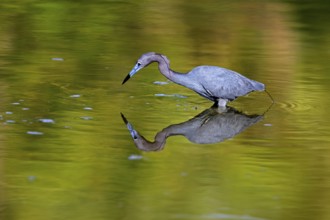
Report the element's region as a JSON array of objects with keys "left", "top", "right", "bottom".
[
  {"left": 152, "top": 54, "right": 174, "bottom": 79},
  {"left": 133, "top": 130, "right": 168, "bottom": 151},
  {"left": 152, "top": 54, "right": 189, "bottom": 86}
]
